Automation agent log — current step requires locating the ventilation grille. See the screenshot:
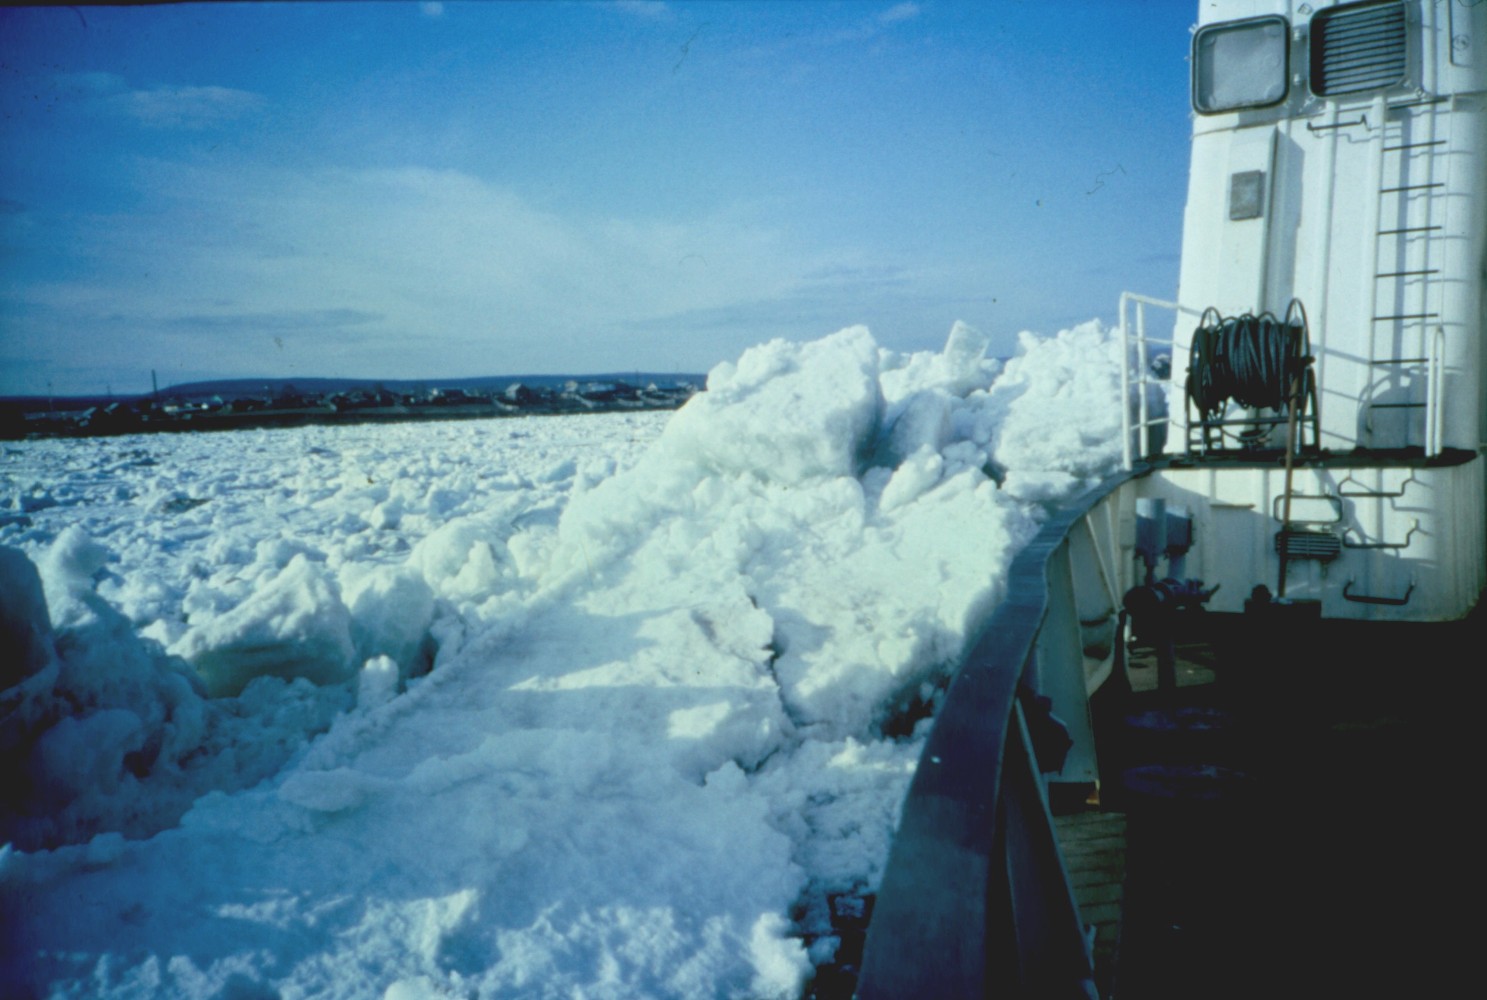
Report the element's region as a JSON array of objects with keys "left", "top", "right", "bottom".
[
  {"left": 1311, "top": 1, "right": 1408, "bottom": 96},
  {"left": 1275, "top": 529, "right": 1342, "bottom": 561}
]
